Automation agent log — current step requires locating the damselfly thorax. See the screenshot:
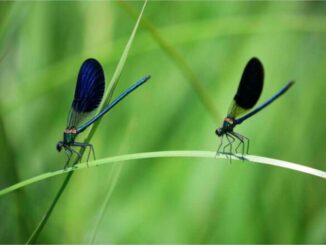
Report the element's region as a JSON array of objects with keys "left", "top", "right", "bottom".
[{"left": 216, "top": 117, "right": 236, "bottom": 136}]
